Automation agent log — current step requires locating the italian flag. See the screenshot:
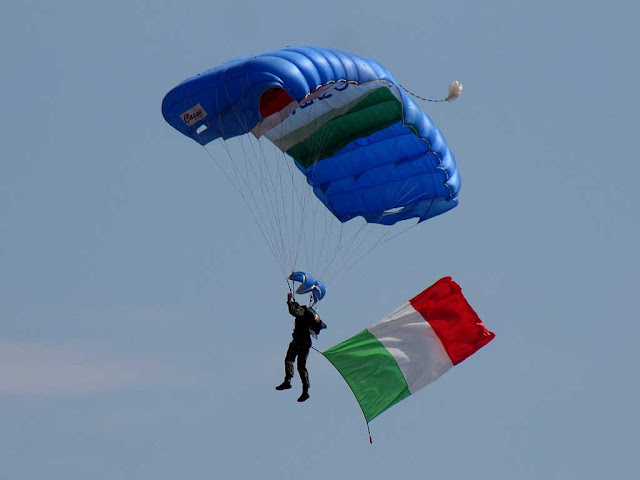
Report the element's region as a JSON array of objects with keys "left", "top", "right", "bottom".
[{"left": 323, "top": 277, "right": 495, "bottom": 429}]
